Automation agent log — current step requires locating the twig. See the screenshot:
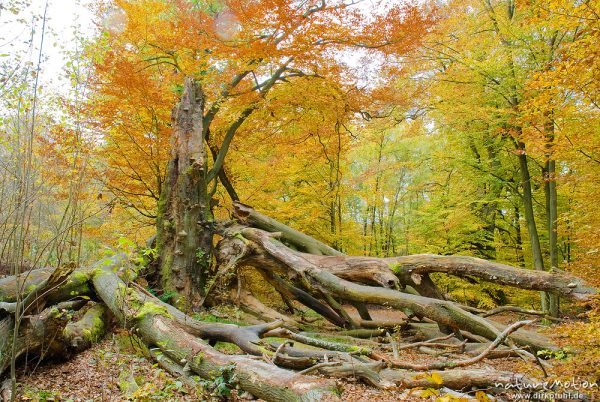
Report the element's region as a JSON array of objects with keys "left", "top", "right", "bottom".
[
  {"left": 298, "top": 361, "right": 341, "bottom": 375},
  {"left": 386, "top": 332, "right": 399, "bottom": 359},
  {"left": 272, "top": 341, "right": 293, "bottom": 364},
  {"left": 533, "top": 348, "right": 549, "bottom": 377},
  {"left": 382, "top": 320, "right": 534, "bottom": 370}
]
